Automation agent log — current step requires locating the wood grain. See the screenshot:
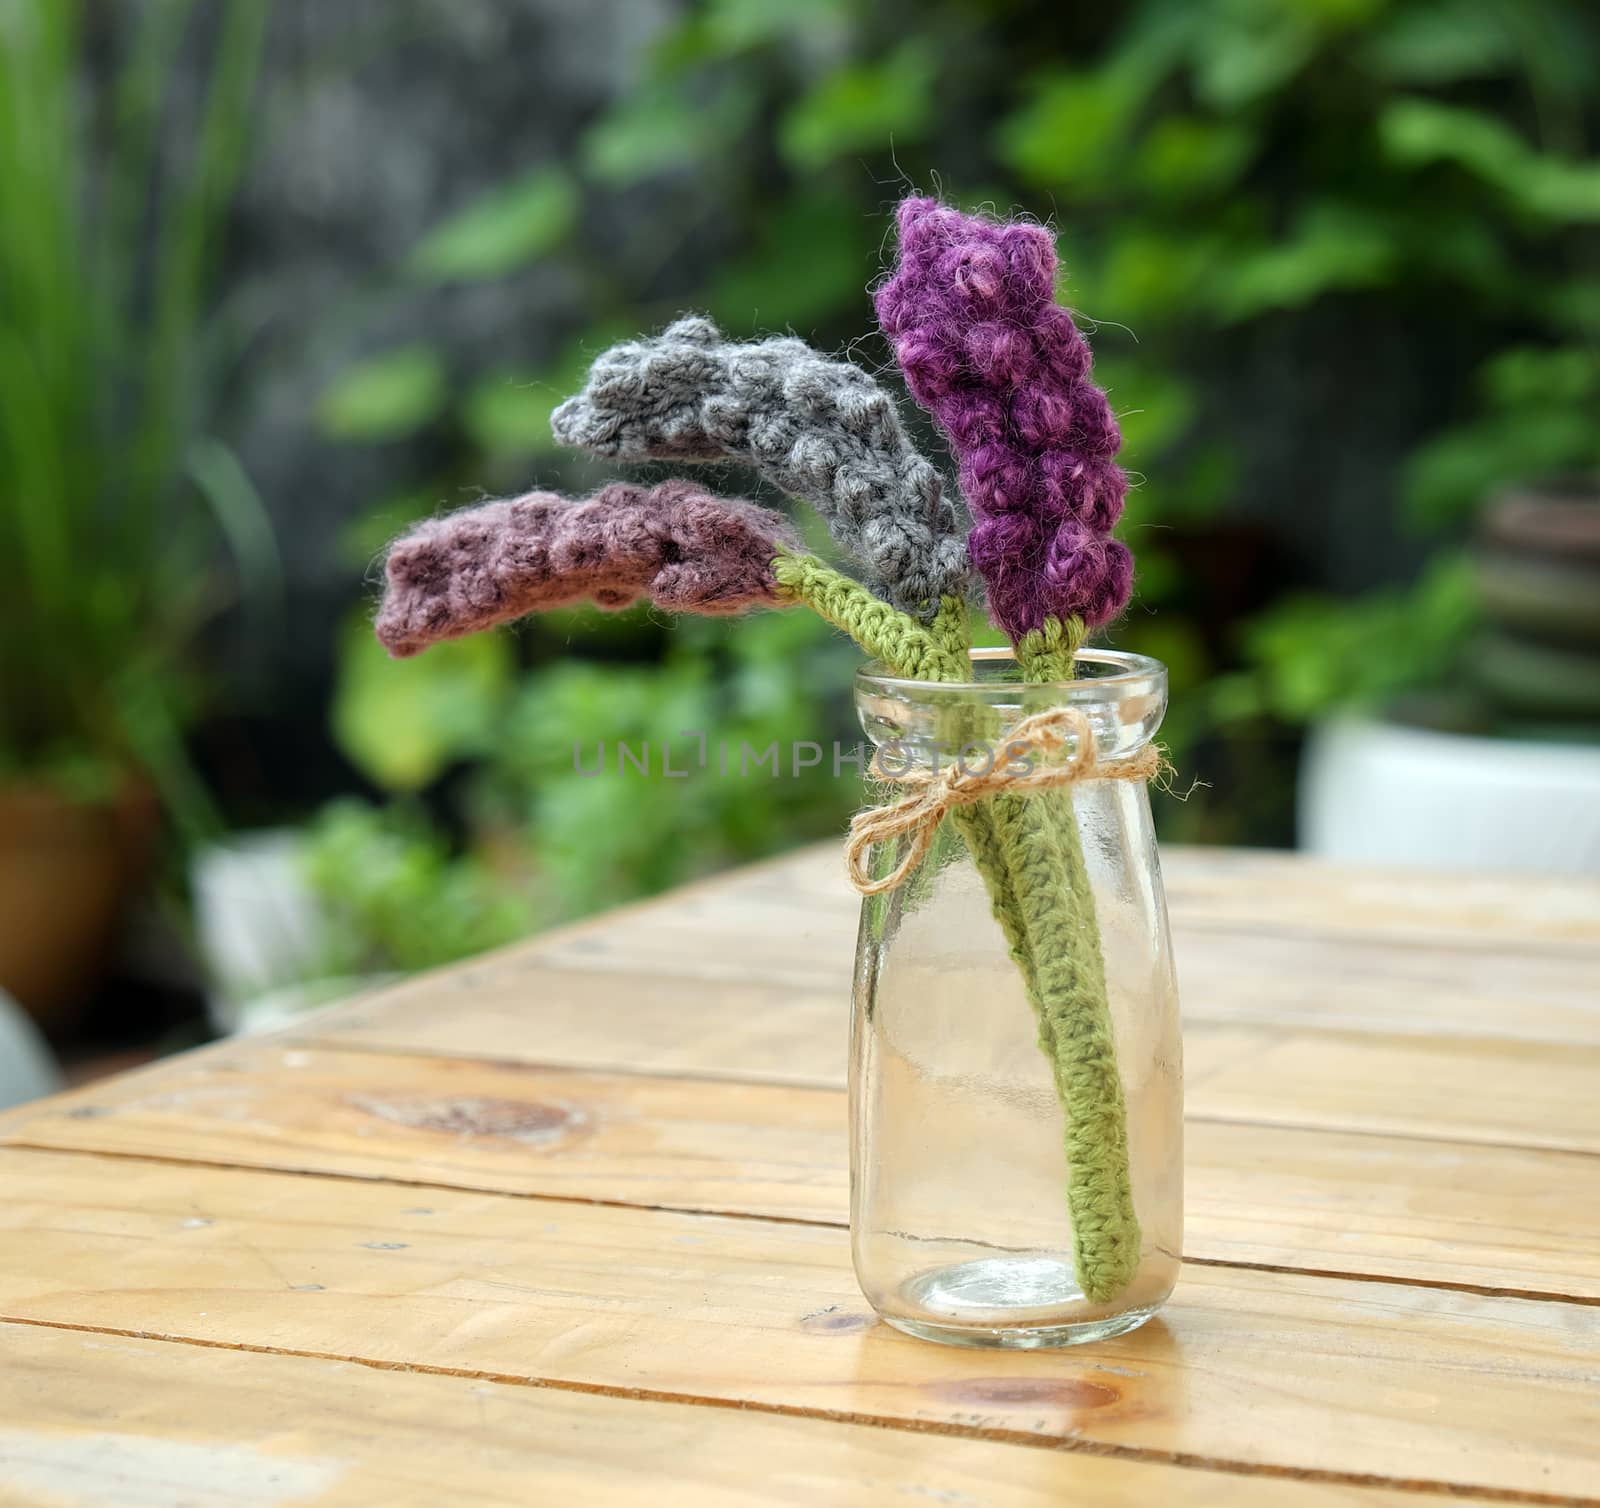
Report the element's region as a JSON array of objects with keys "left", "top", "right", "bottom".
[
  {"left": 496, "top": 845, "right": 1600, "bottom": 967},
  {"left": 298, "top": 981, "right": 1600, "bottom": 1157},
  {"left": 298, "top": 843, "right": 1600, "bottom": 1083},
  {"left": 1159, "top": 844, "right": 1600, "bottom": 951},
  {"left": 7, "top": 845, "right": 1598, "bottom": 1506},
  {"left": 306, "top": 924, "right": 1600, "bottom": 1080},
  {"left": 1183, "top": 1118, "right": 1600, "bottom": 1298},
  {"left": 6, "top": 1045, "right": 1600, "bottom": 1301},
  {"left": 1186, "top": 1024, "right": 1600, "bottom": 1152},
  {"left": 548, "top": 840, "right": 1600, "bottom": 953},
  {"left": 306, "top": 964, "right": 849, "bottom": 1086},
  {"left": 0, "top": 1045, "right": 848, "bottom": 1222},
  {"left": 0, "top": 1323, "right": 1491, "bottom": 1508},
  {"left": 1171, "top": 926, "right": 1600, "bottom": 1045},
  {"left": 1, "top": 1148, "right": 1596, "bottom": 1500}
]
